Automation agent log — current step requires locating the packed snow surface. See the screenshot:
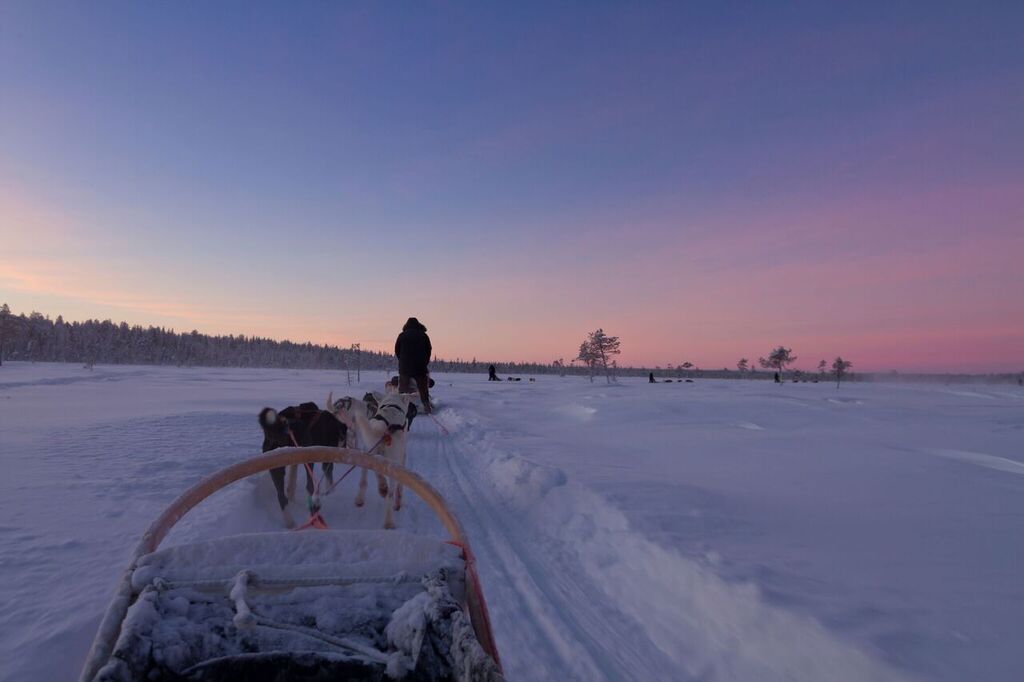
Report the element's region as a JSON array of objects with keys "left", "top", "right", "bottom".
[{"left": 1, "top": 363, "right": 1022, "bottom": 681}]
